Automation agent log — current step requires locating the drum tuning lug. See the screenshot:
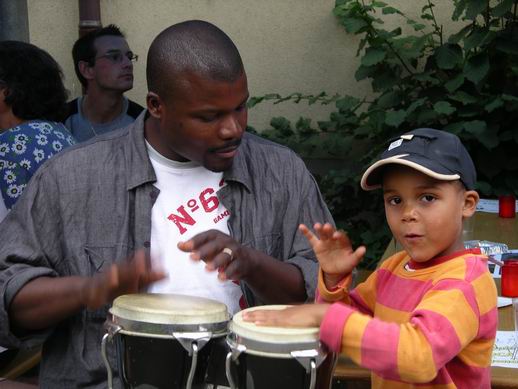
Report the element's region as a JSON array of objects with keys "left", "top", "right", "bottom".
[
  {"left": 172, "top": 331, "right": 212, "bottom": 355},
  {"left": 103, "top": 321, "right": 122, "bottom": 339},
  {"left": 225, "top": 335, "right": 246, "bottom": 360},
  {"left": 291, "top": 349, "right": 326, "bottom": 372}
]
